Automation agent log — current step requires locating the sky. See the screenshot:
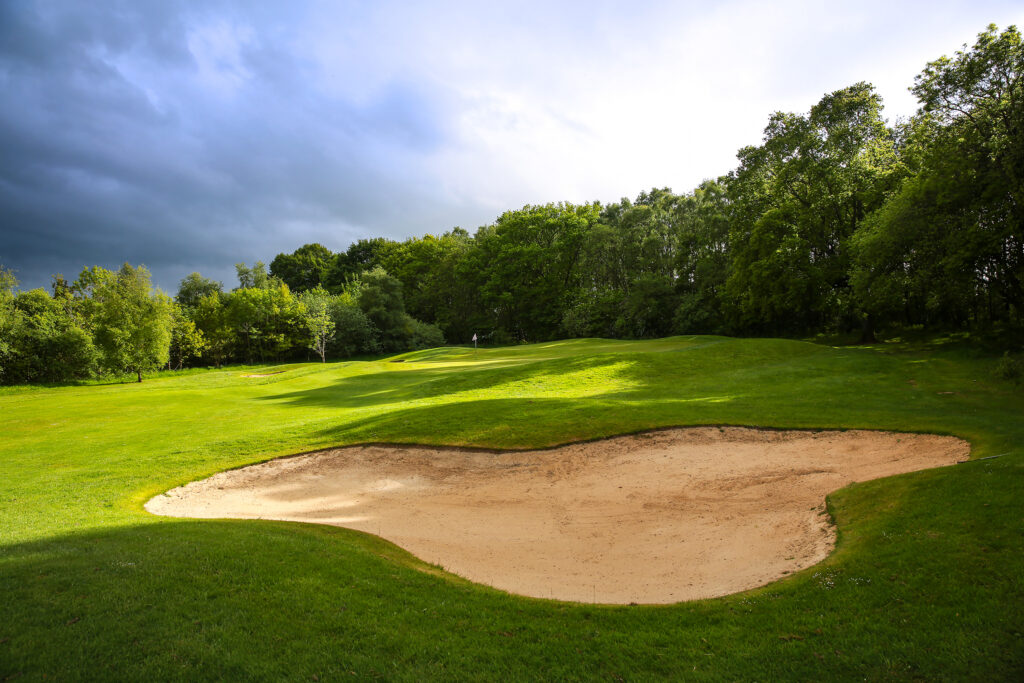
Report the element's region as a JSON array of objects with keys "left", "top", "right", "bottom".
[{"left": 2, "top": 1, "right": 1023, "bottom": 292}]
